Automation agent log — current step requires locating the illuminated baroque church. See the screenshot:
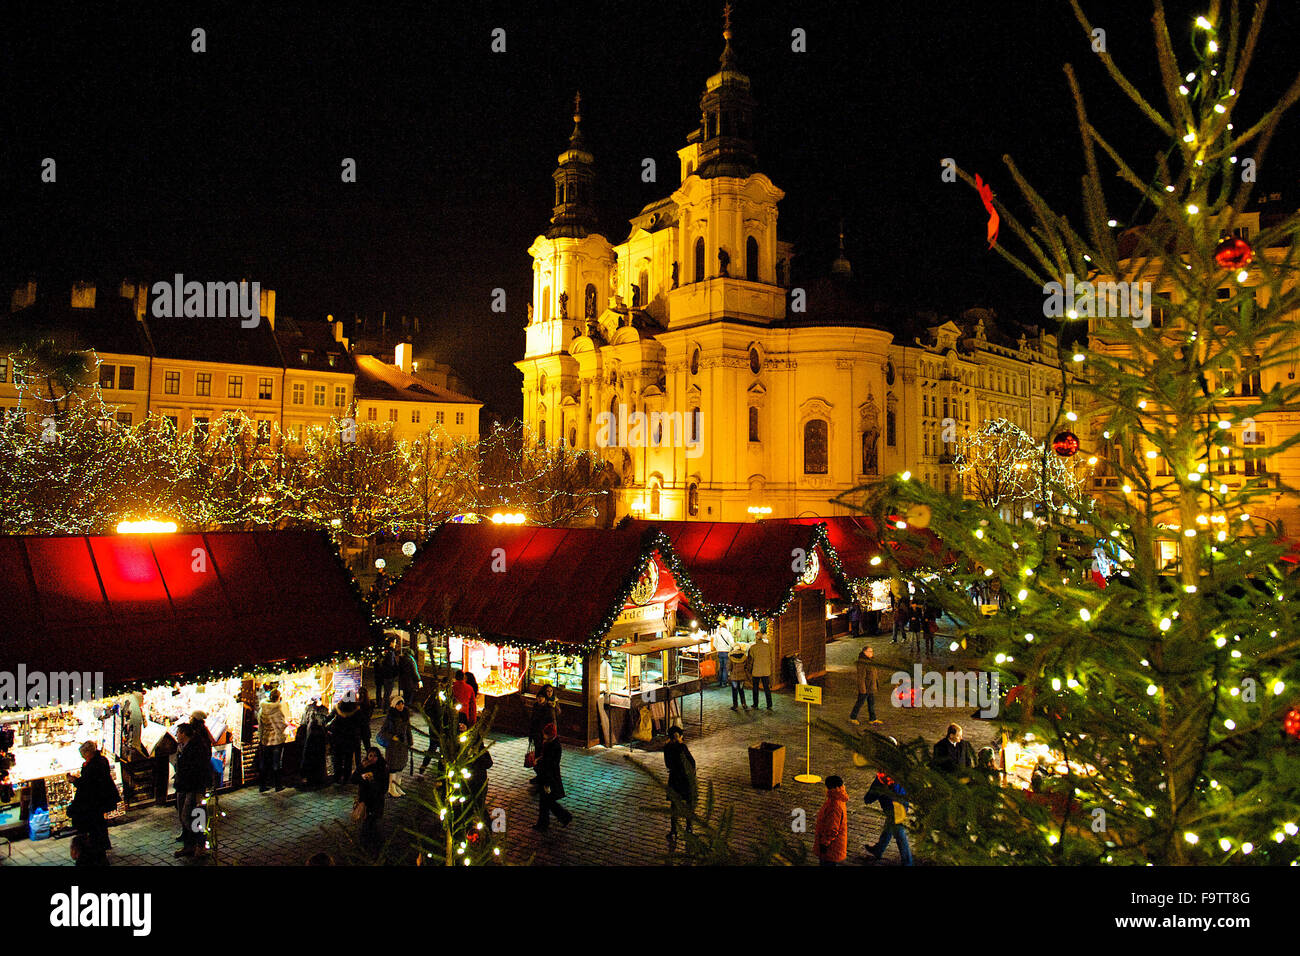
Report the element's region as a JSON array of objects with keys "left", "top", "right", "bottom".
[{"left": 516, "top": 13, "right": 1068, "bottom": 522}]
